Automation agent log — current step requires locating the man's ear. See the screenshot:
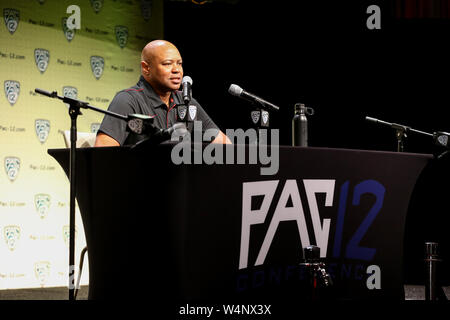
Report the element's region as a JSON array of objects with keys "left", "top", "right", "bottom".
[{"left": 141, "top": 61, "right": 150, "bottom": 76}]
